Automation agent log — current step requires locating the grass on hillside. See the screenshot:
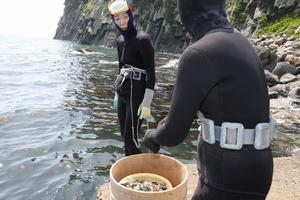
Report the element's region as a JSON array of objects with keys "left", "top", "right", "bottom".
[{"left": 257, "top": 16, "right": 300, "bottom": 39}]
